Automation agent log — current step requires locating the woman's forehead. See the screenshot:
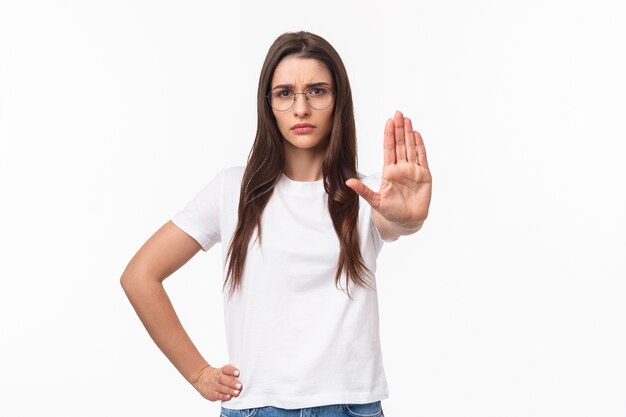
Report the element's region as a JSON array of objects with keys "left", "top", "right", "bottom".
[{"left": 271, "top": 56, "right": 333, "bottom": 86}]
